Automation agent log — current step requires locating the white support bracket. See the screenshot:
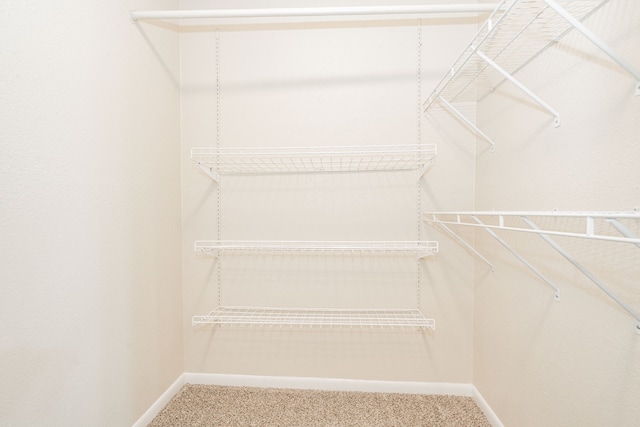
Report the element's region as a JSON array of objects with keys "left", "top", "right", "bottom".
[
  {"left": 437, "top": 96, "right": 496, "bottom": 152},
  {"left": 197, "top": 163, "right": 220, "bottom": 182},
  {"left": 417, "top": 158, "right": 435, "bottom": 181},
  {"left": 544, "top": 0, "right": 640, "bottom": 97},
  {"left": 474, "top": 49, "right": 561, "bottom": 127},
  {"left": 435, "top": 221, "right": 495, "bottom": 272},
  {"left": 472, "top": 216, "right": 561, "bottom": 301},
  {"left": 522, "top": 216, "right": 640, "bottom": 332},
  {"left": 606, "top": 218, "right": 640, "bottom": 250}
]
